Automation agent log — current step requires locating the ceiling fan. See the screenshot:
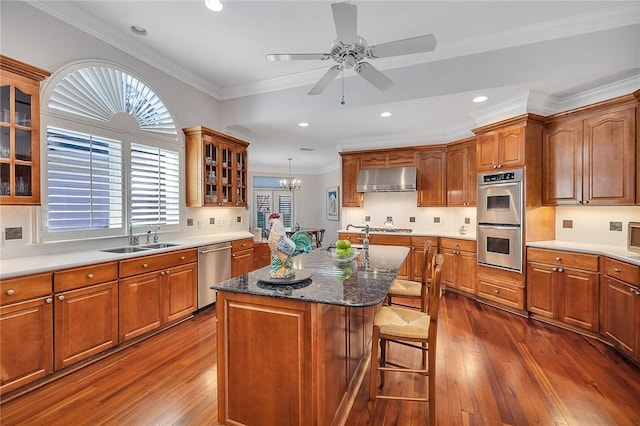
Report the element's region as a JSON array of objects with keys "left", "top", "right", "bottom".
[{"left": 266, "top": 2, "right": 437, "bottom": 96}]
